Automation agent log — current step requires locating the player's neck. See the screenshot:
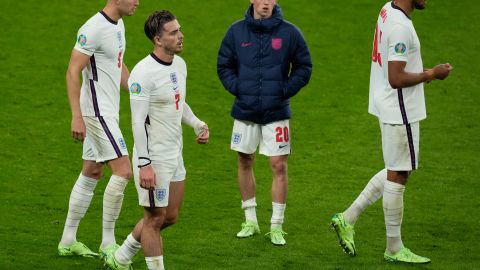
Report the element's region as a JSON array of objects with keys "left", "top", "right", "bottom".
[
  {"left": 102, "top": 5, "right": 121, "bottom": 22},
  {"left": 152, "top": 49, "right": 174, "bottom": 64},
  {"left": 393, "top": 0, "right": 413, "bottom": 17}
]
